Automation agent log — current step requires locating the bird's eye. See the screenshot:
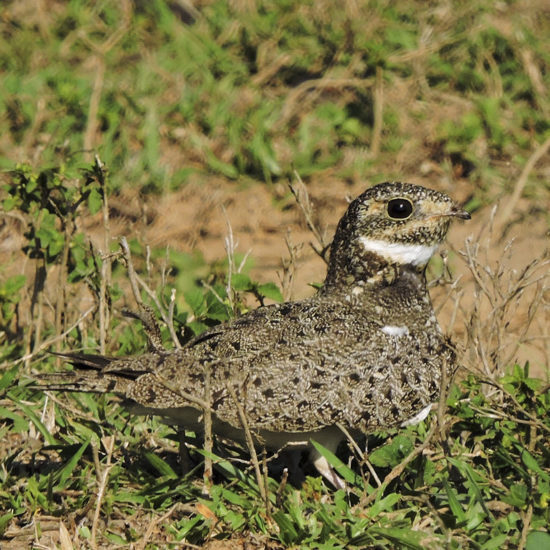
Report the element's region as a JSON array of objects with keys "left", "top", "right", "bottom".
[{"left": 387, "top": 198, "right": 413, "bottom": 220}]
